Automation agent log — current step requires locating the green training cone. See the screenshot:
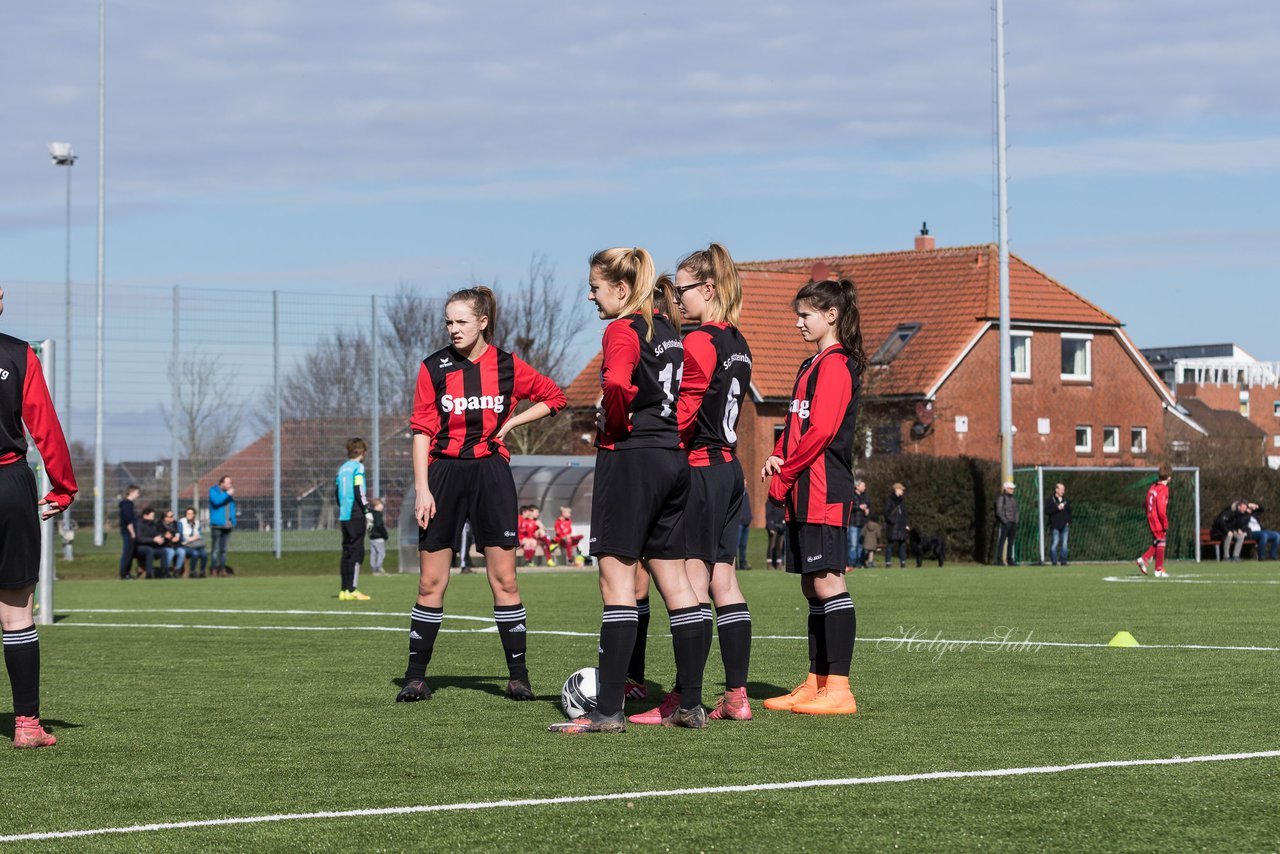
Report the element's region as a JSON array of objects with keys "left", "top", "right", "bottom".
[{"left": 1108, "top": 631, "right": 1139, "bottom": 648}]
